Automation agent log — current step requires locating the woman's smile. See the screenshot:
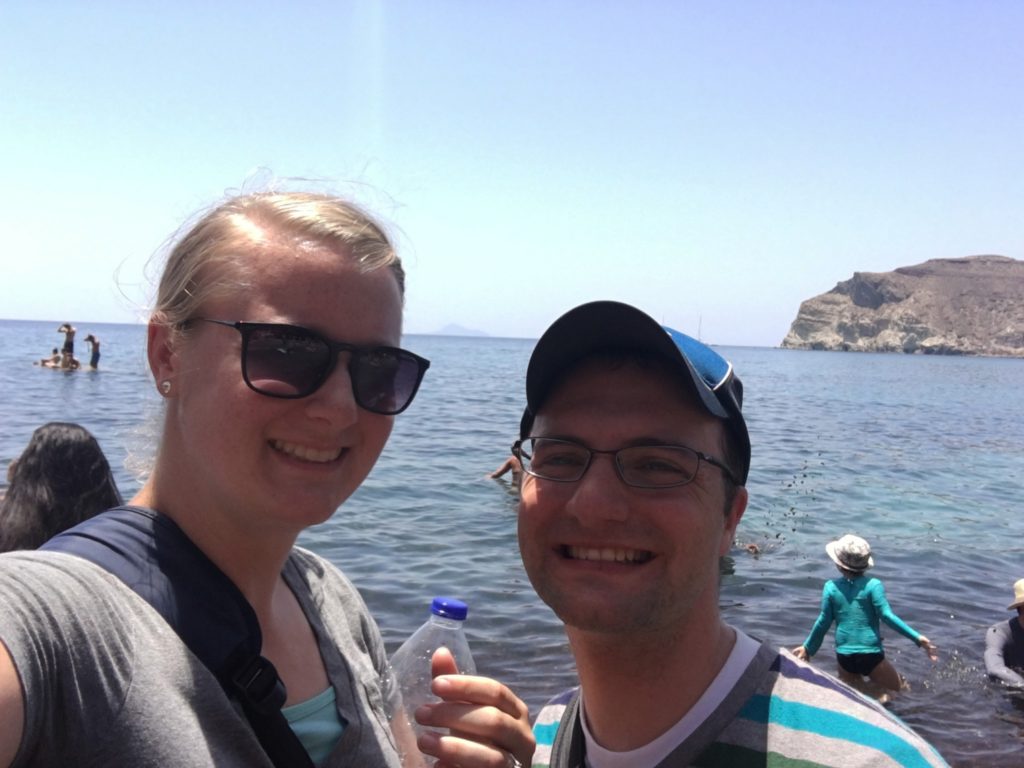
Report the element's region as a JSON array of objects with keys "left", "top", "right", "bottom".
[{"left": 269, "top": 439, "right": 344, "bottom": 464}]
